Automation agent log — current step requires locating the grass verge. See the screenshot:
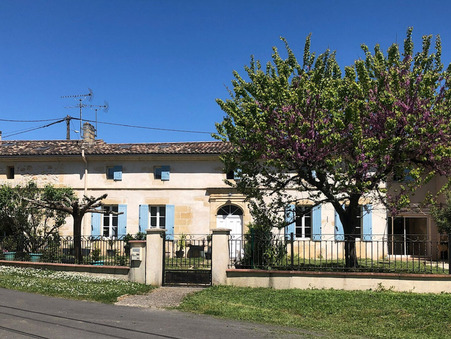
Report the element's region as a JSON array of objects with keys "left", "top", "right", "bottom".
[
  {"left": 178, "top": 285, "right": 451, "bottom": 338},
  {"left": 0, "top": 265, "right": 153, "bottom": 303}
]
